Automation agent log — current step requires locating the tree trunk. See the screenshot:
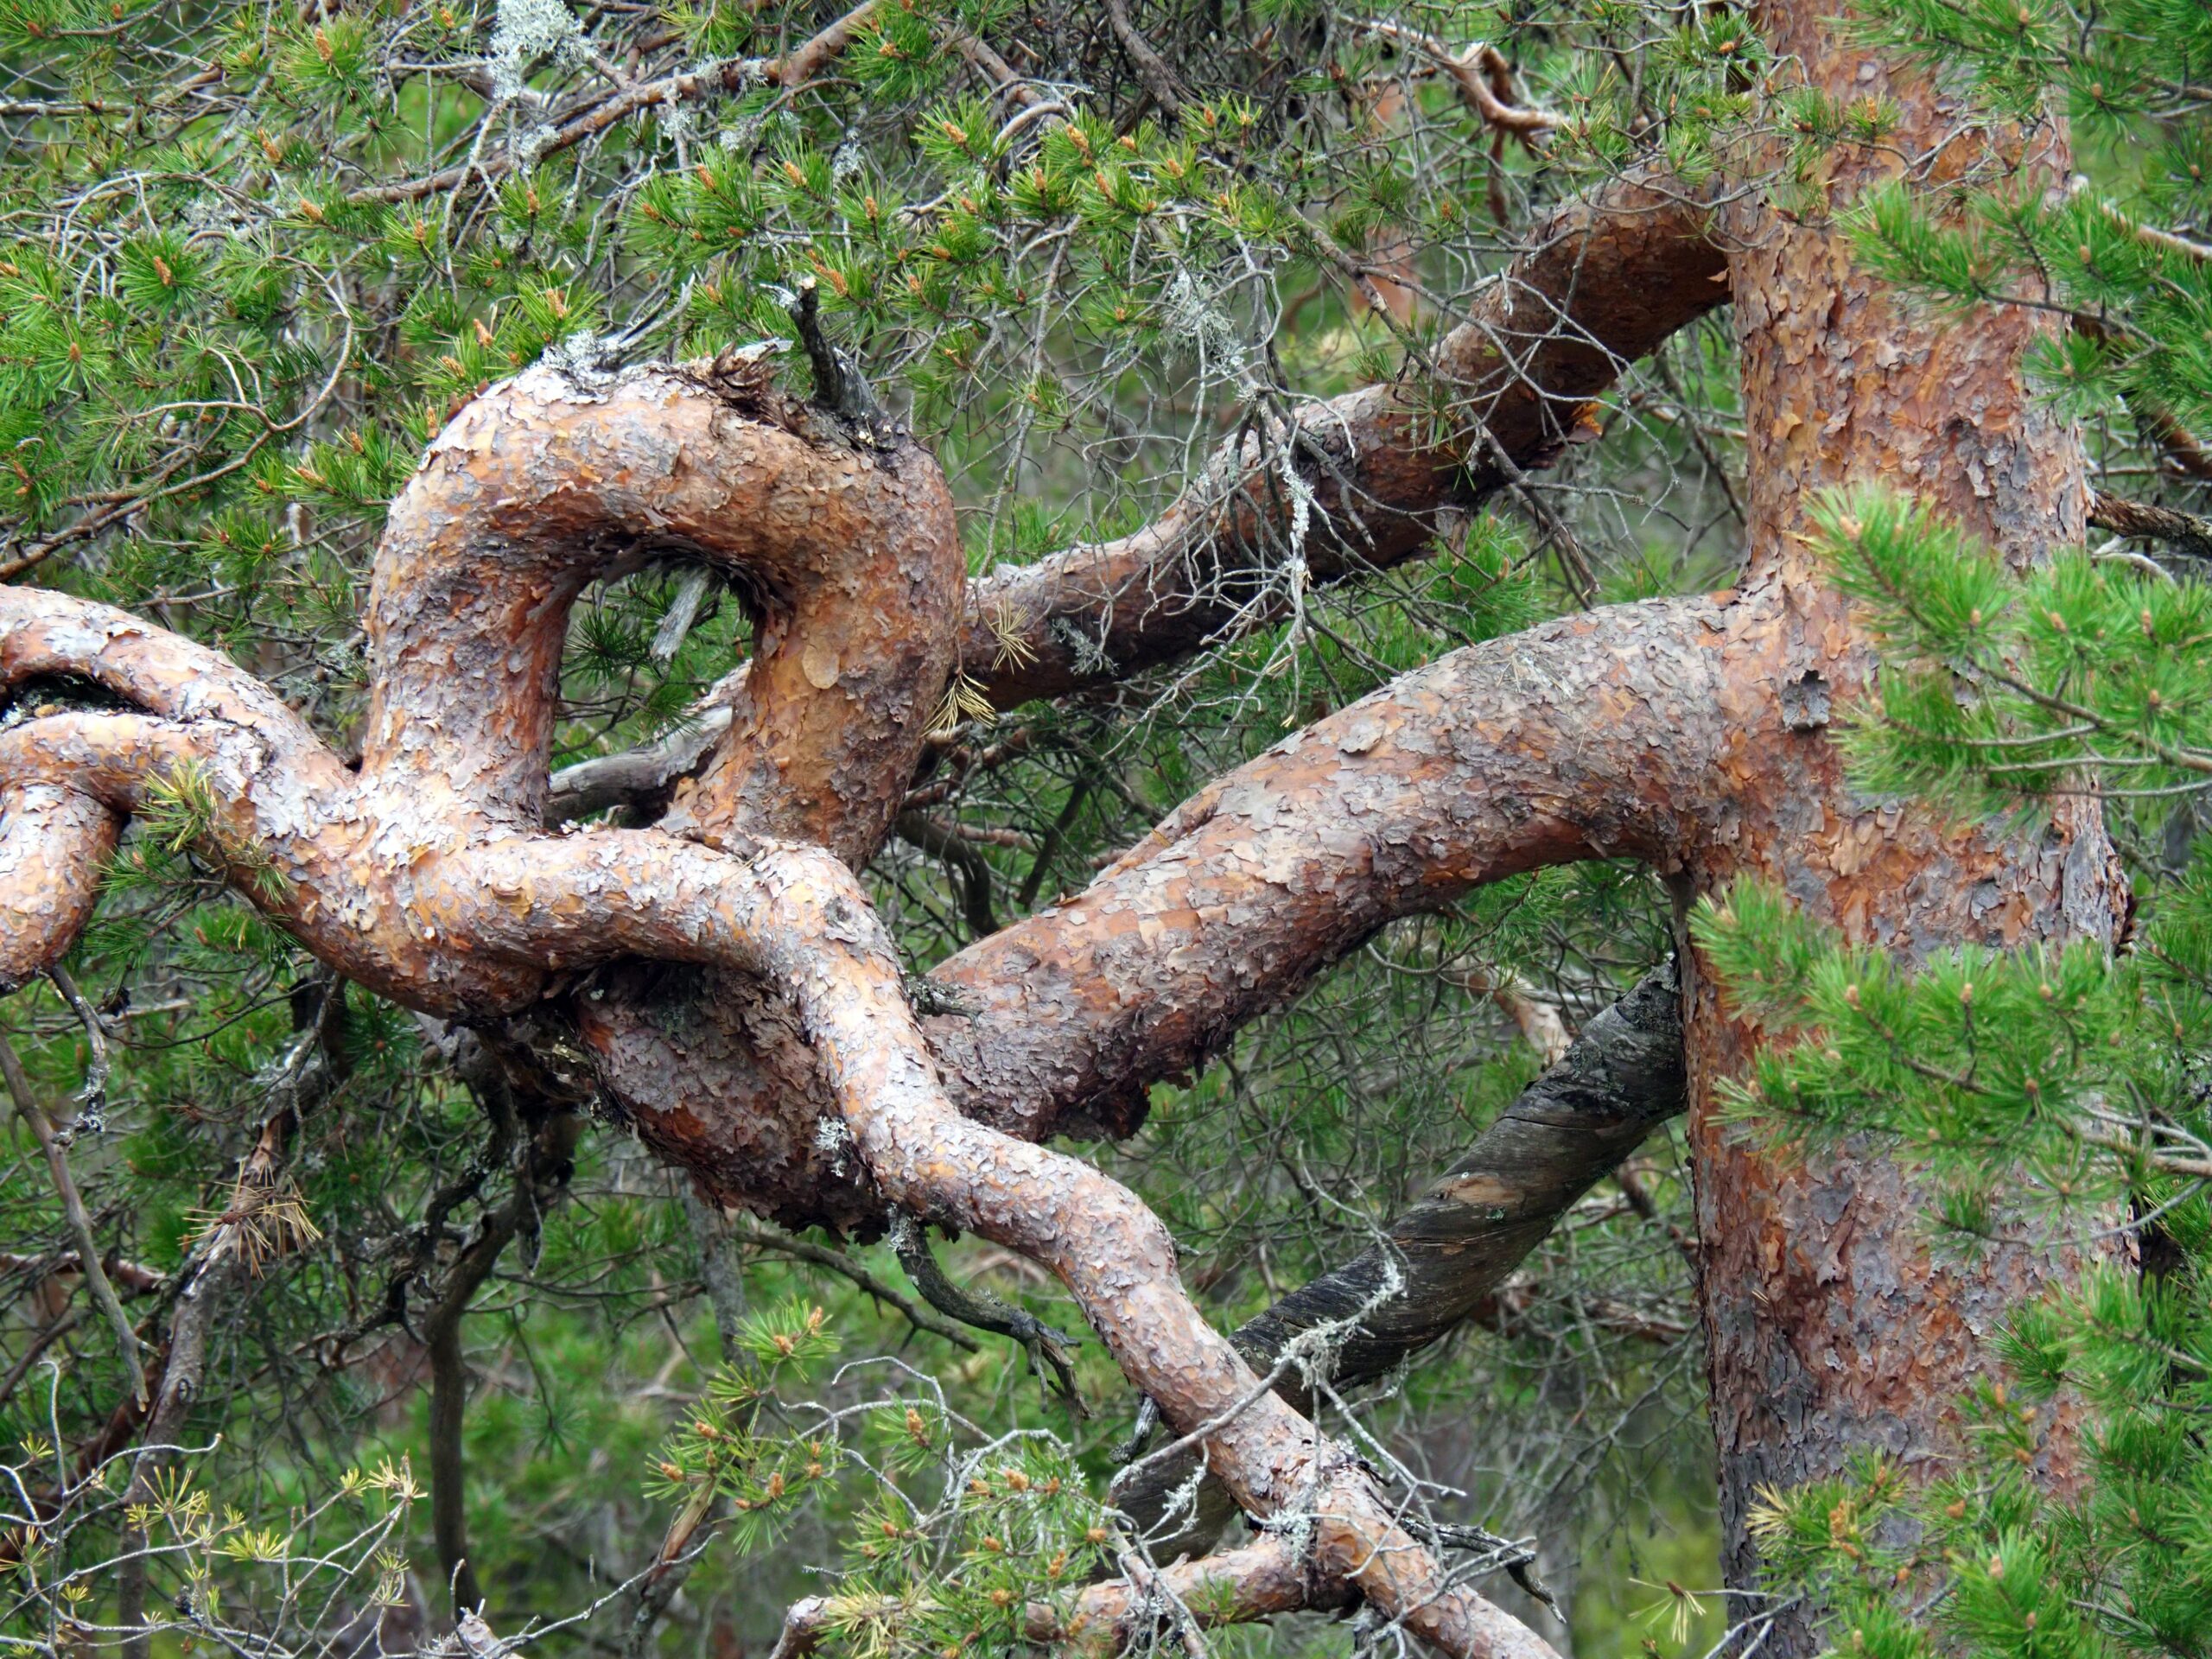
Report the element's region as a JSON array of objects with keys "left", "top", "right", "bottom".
[
  {"left": 0, "top": 7, "right": 2141, "bottom": 1645},
  {"left": 1678, "top": 4, "right": 2125, "bottom": 1647}
]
